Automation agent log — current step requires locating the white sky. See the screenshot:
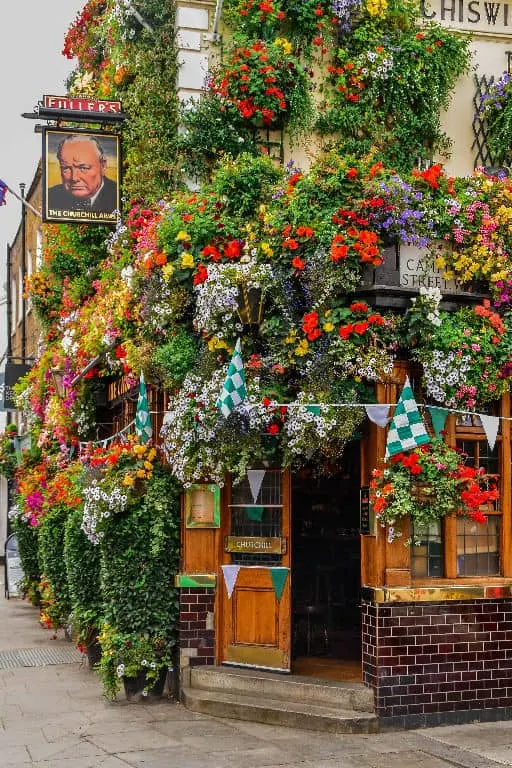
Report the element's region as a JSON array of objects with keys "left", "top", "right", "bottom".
[{"left": 0, "top": 1, "right": 84, "bottom": 267}]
